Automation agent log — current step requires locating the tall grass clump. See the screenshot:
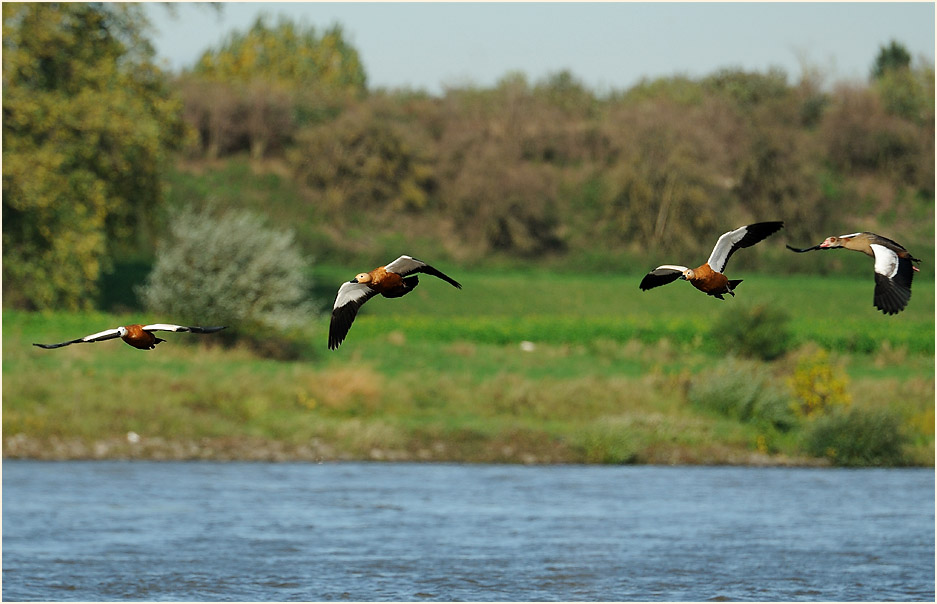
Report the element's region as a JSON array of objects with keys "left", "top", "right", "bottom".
[
  {"left": 710, "top": 302, "right": 793, "bottom": 360},
  {"left": 138, "top": 205, "right": 316, "bottom": 358},
  {"left": 687, "top": 358, "right": 797, "bottom": 433},
  {"left": 803, "top": 406, "right": 909, "bottom": 466}
]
